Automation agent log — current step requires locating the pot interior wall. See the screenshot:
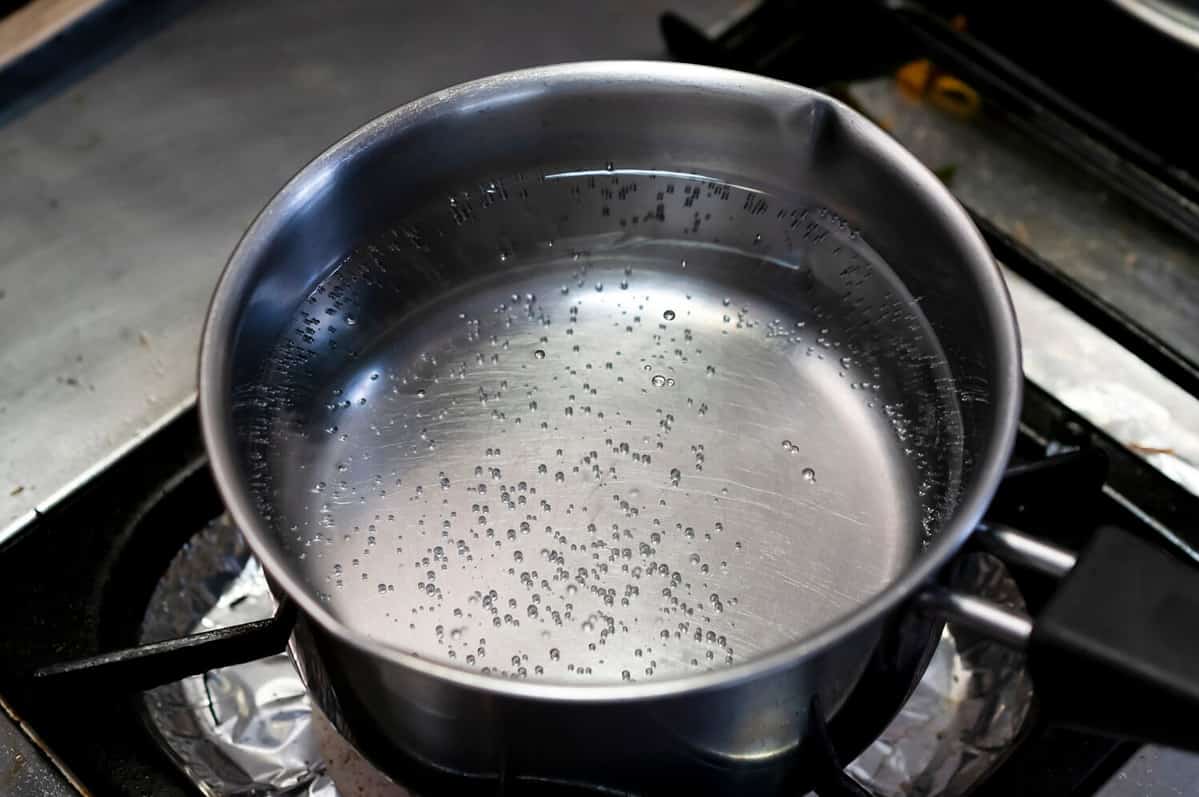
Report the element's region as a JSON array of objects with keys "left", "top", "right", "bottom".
[{"left": 211, "top": 64, "right": 1014, "bottom": 686}]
